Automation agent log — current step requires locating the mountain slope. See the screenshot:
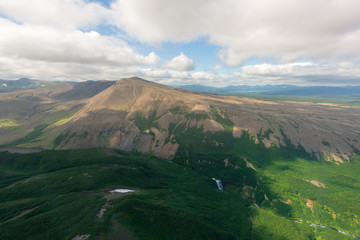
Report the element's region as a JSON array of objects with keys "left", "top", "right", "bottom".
[
  {"left": 1, "top": 77, "right": 360, "bottom": 239},
  {"left": 177, "top": 84, "right": 360, "bottom": 99},
  {"left": 0, "top": 80, "right": 115, "bottom": 146},
  {"left": 1, "top": 77, "right": 359, "bottom": 161},
  {"left": 40, "top": 77, "right": 360, "bottom": 162},
  {"left": 0, "top": 78, "right": 67, "bottom": 93}
]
